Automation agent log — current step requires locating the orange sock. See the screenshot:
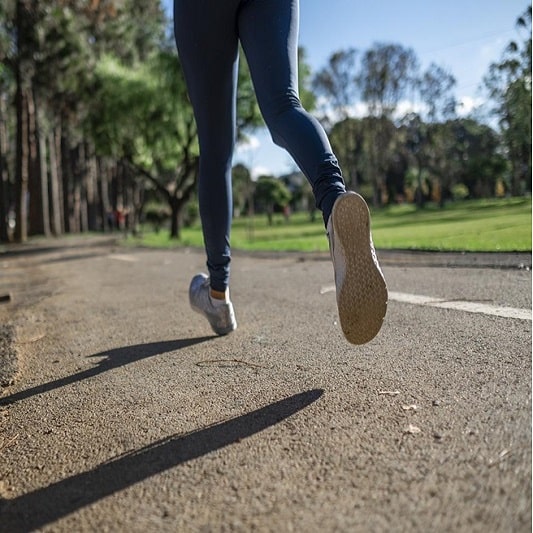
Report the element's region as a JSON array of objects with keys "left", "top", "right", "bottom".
[{"left": 210, "top": 288, "right": 227, "bottom": 301}]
